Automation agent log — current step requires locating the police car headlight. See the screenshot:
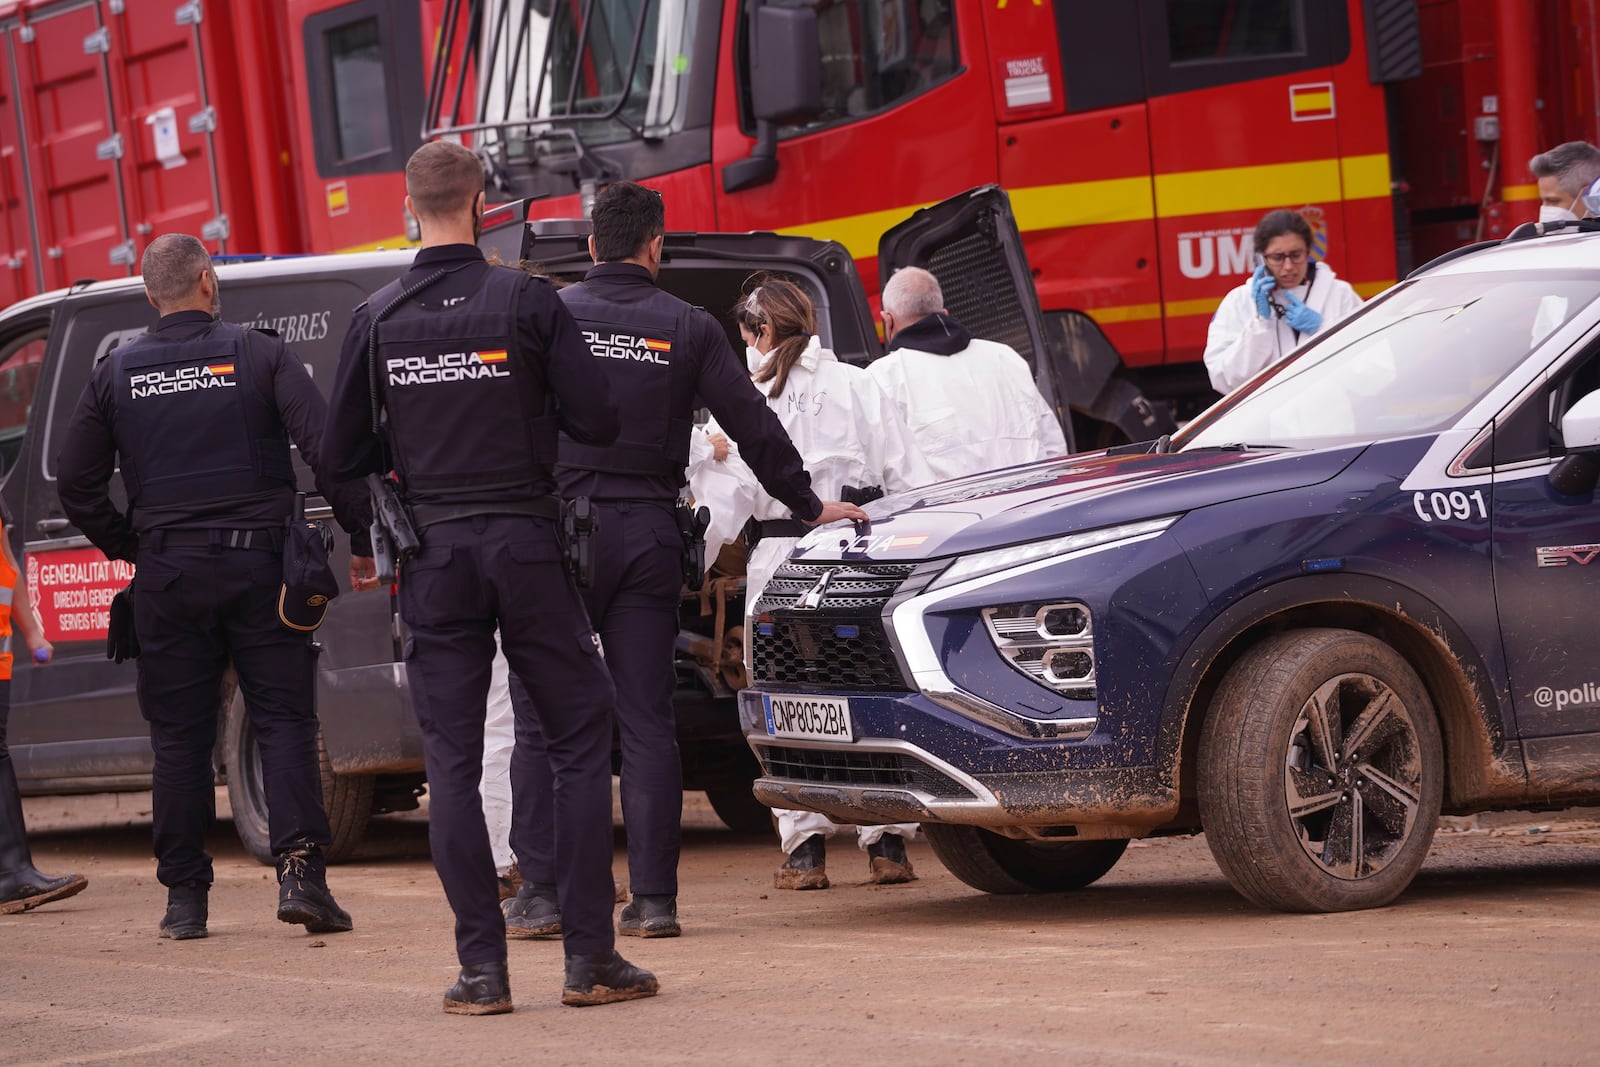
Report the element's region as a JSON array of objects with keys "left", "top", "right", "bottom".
[{"left": 927, "top": 516, "right": 1179, "bottom": 590}]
